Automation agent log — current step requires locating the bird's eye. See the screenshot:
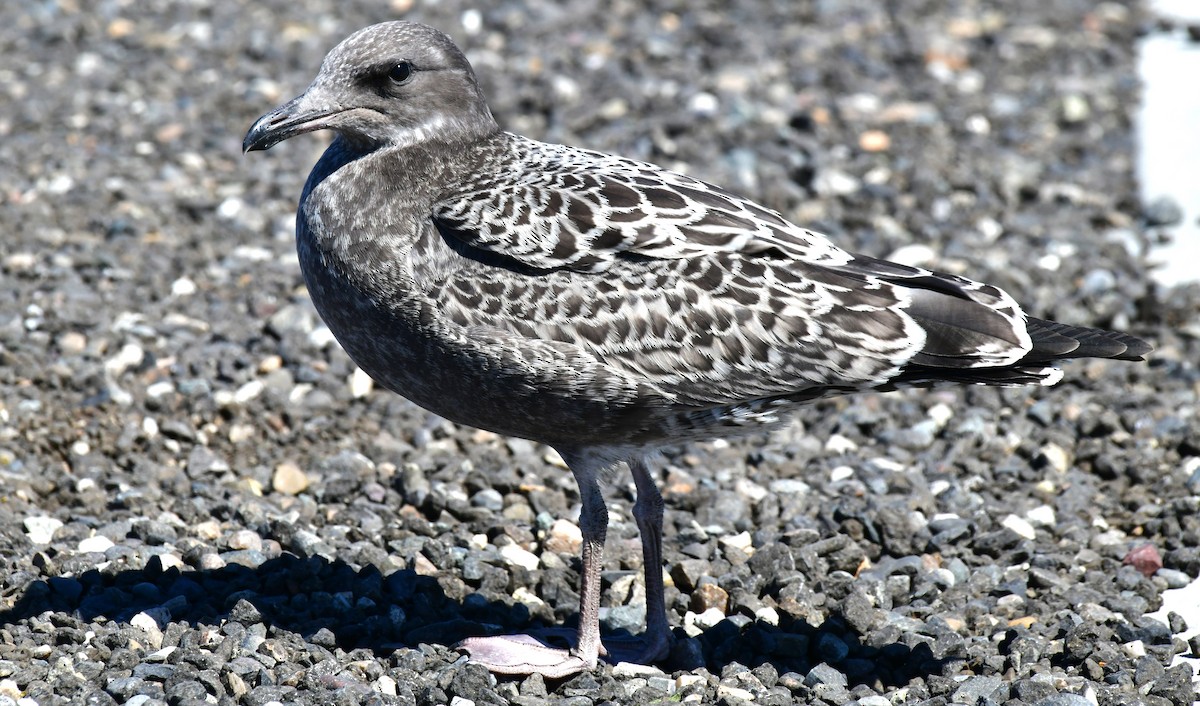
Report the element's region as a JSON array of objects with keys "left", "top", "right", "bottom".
[{"left": 388, "top": 61, "right": 414, "bottom": 84}]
